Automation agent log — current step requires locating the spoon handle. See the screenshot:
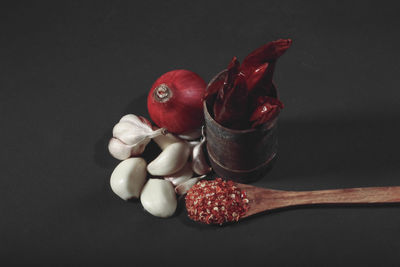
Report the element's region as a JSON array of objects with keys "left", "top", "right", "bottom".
[
  {"left": 287, "top": 186, "right": 400, "bottom": 206},
  {"left": 241, "top": 185, "right": 400, "bottom": 218}
]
